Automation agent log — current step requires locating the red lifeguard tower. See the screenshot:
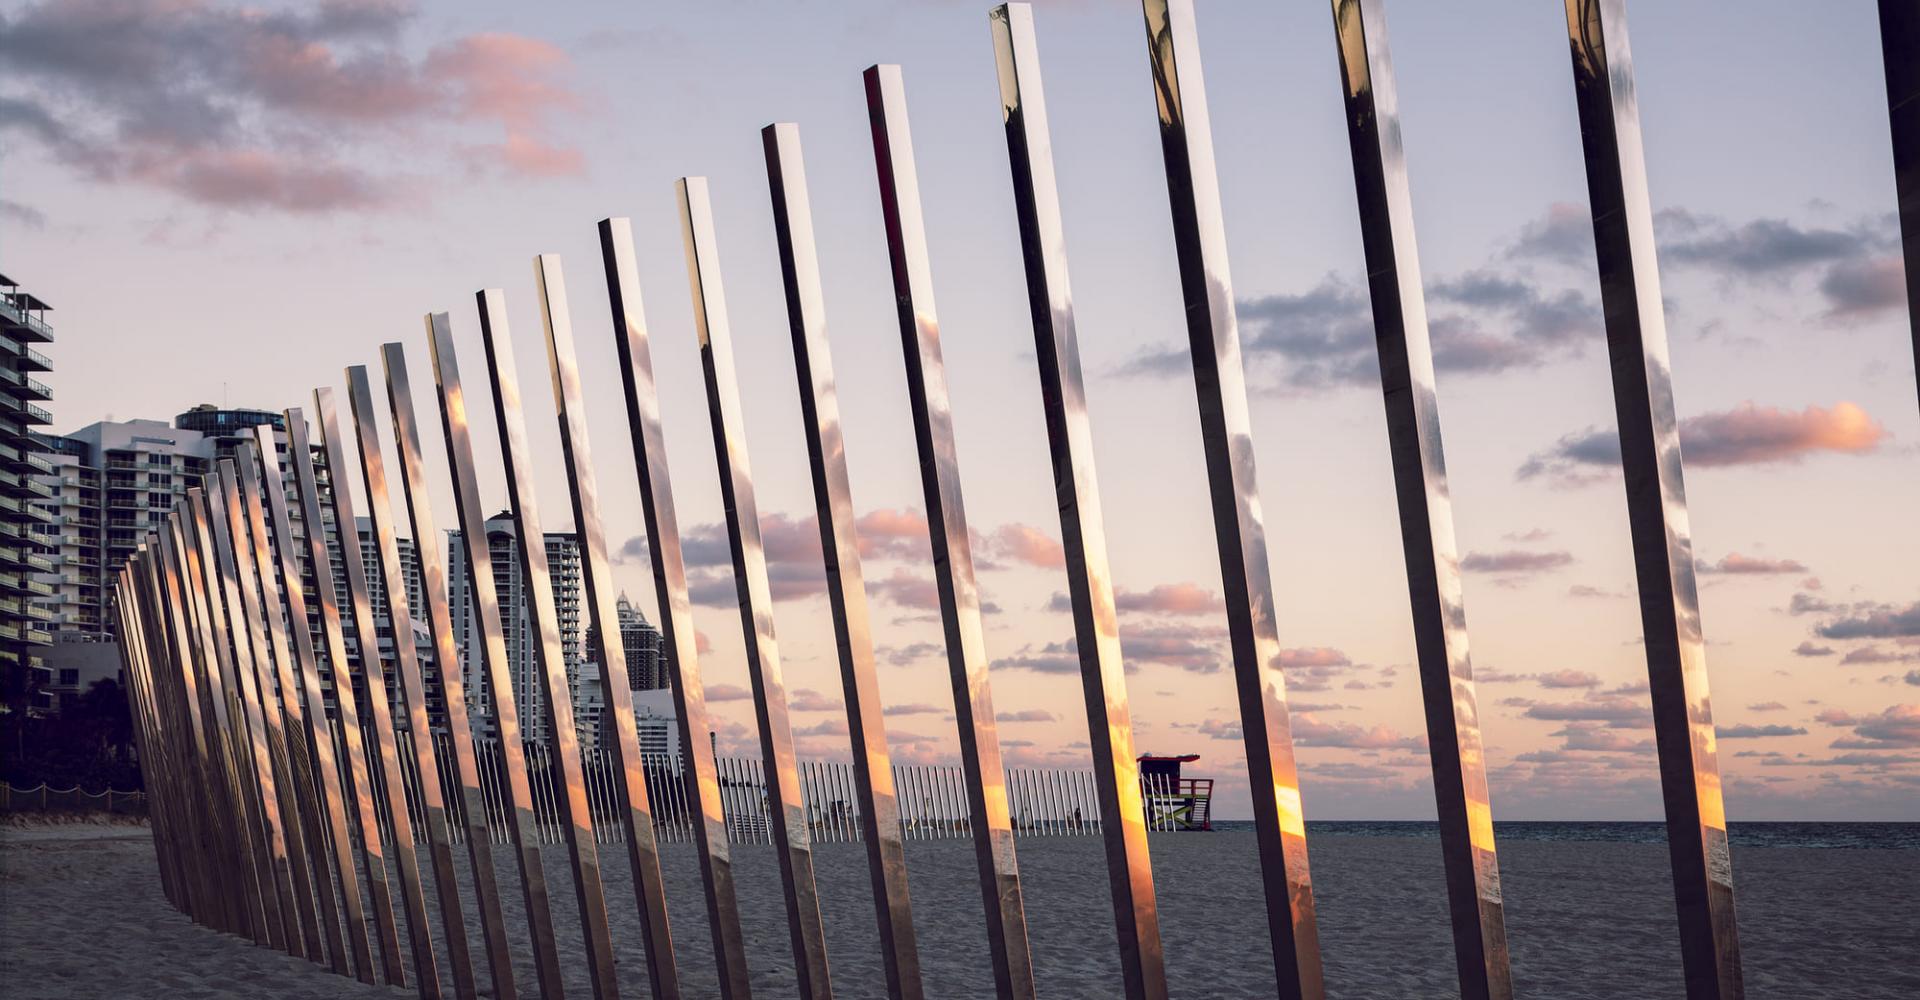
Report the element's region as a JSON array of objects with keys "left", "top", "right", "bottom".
[{"left": 1137, "top": 753, "right": 1213, "bottom": 831}]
